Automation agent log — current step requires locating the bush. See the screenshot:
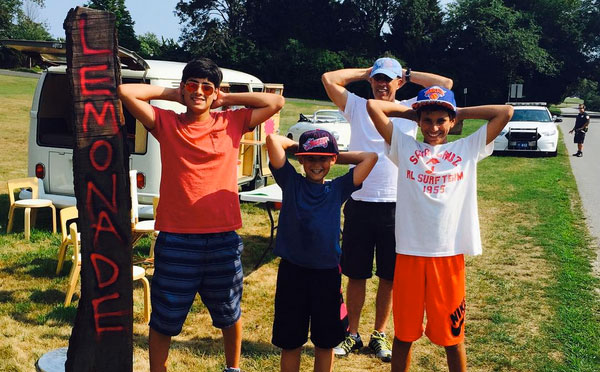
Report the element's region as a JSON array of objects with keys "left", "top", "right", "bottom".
[{"left": 573, "top": 78, "right": 600, "bottom": 111}]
